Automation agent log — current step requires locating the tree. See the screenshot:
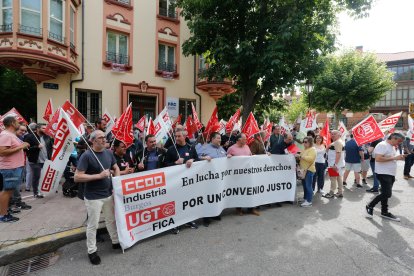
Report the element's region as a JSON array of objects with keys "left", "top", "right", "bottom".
[
  {"left": 177, "top": 0, "right": 373, "bottom": 123},
  {"left": 284, "top": 94, "right": 308, "bottom": 124},
  {"left": 306, "top": 50, "right": 395, "bottom": 127},
  {"left": 0, "top": 66, "right": 37, "bottom": 121},
  {"left": 217, "top": 91, "right": 287, "bottom": 125}
]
